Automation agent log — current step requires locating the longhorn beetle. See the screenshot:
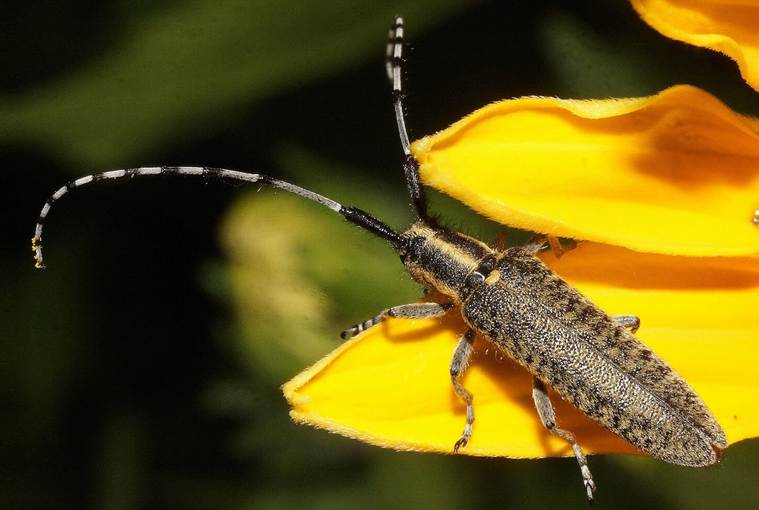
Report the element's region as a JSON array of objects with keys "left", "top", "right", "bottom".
[{"left": 32, "top": 17, "right": 726, "bottom": 504}]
